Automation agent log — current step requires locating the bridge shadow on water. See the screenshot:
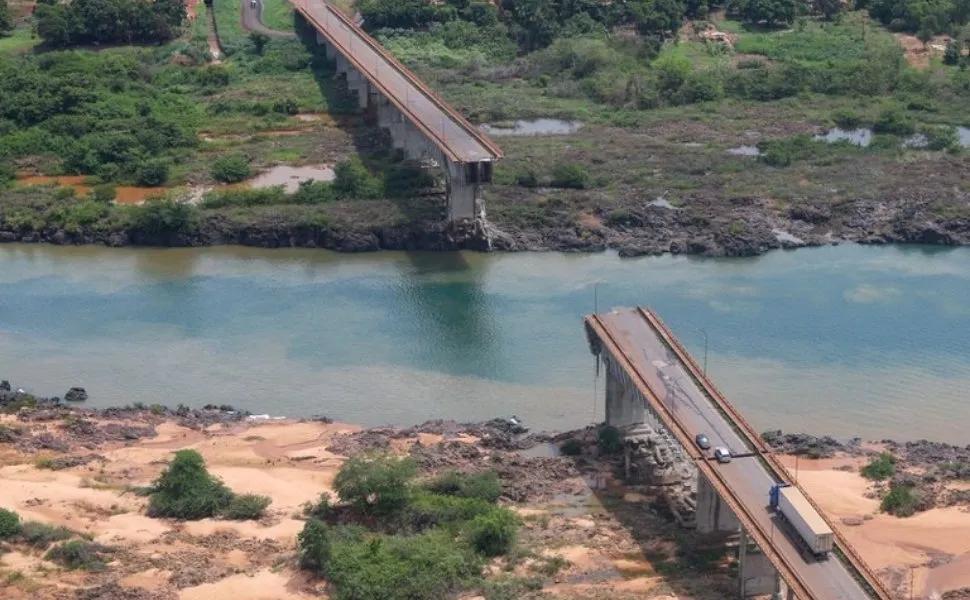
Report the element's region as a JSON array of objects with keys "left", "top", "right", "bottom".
[
  {"left": 294, "top": 15, "right": 448, "bottom": 224},
  {"left": 547, "top": 436, "right": 739, "bottom": 598},
  {"left": 392, "top": 251, "right": 502, "bottom": 378}
]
